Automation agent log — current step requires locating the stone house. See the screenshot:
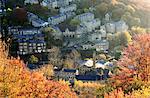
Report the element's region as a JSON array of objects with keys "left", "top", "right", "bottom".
[
  {"left": 80, "top": 18, "right": 101, "bottom": 32},
  {"left": 31, "top": 18, "right": 48, "bottom": 27},
  {"left": 27, "top": 12, "right": 48, "bottom": 27},
  {"left": 105, "top": 20, "right": 128, "bottom": 33},
  {"left": 55, "top": 69, "right": 77, "bottom": 80},
  {"left": 48, "top": 14, "right": 67, "bottom": 25},
  {"left": 74, "top": 12, "right": 94, "bottom": 23},
  {"left": 81, "top": 40, "right": 109, "bottom": 52},
  {"left": 24, "top": 0, "right": 39, "bottom": 5},
  {"left": 9, "top": 27, "right": 47, "bottom": 55},
  {"left": 65, "top": 12, "right": 76, "bottom": 19},
  {"left": 115, "top": 20, "right": 129, "bottom": 32},
  {"left": 88, "top": 33, "right": 102, "bottom": 42},
  {"left": 41, "top": 0, "right": 58, "bottom": 8},
  {"left": 94, "top": 40, "right": 109, "bottom": 51},
  {"left": 63, "top": 28, "right": 83, "bottom": 38},
  {"left": 41, "top": 0, "right": 72, "bottom": 9},
  {"left": 100, "top": 25, "right": 107, "bottom": 38},
  {"left": 59, "top": 4, "right": 77, "bottom": 13}
]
